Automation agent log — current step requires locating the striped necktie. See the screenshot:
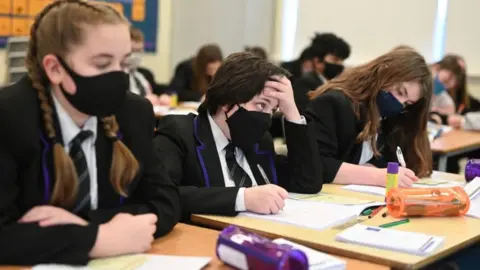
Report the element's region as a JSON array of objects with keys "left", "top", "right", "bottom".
[
  {"left": 224, "top": 143, "right": 252, "bottom": 187},
  {"left": 69, "top": 130, "right": 93, "bottom": 217}
]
